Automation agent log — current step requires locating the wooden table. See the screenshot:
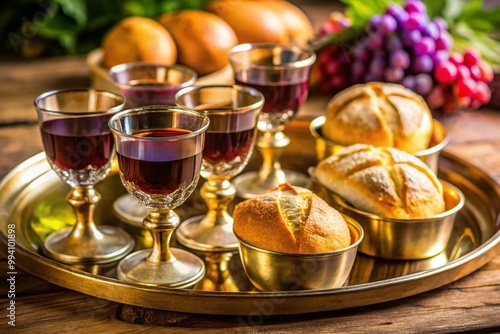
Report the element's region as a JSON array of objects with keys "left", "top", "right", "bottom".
[{"left": 1, "top": 3, "right": 500, "bottom": 333}]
